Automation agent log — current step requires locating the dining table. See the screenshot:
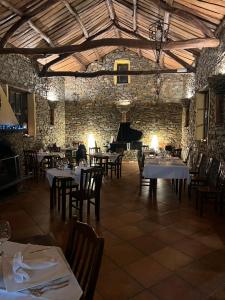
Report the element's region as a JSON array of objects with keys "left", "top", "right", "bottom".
[
  {"left": 89, "top": 152, "right": 119, "bottom": 175},
  {"left": 143, "top": 157, "right": 190, "bottom": 201},
  {"left": 37, "top": 152, "right": 65, "bottom": 164},
  {"left": 46, "top": 166, "right": 90, "bottom": 216},
  {"left": 0, "top": 240, "right": 82, "bottom": 300}
]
